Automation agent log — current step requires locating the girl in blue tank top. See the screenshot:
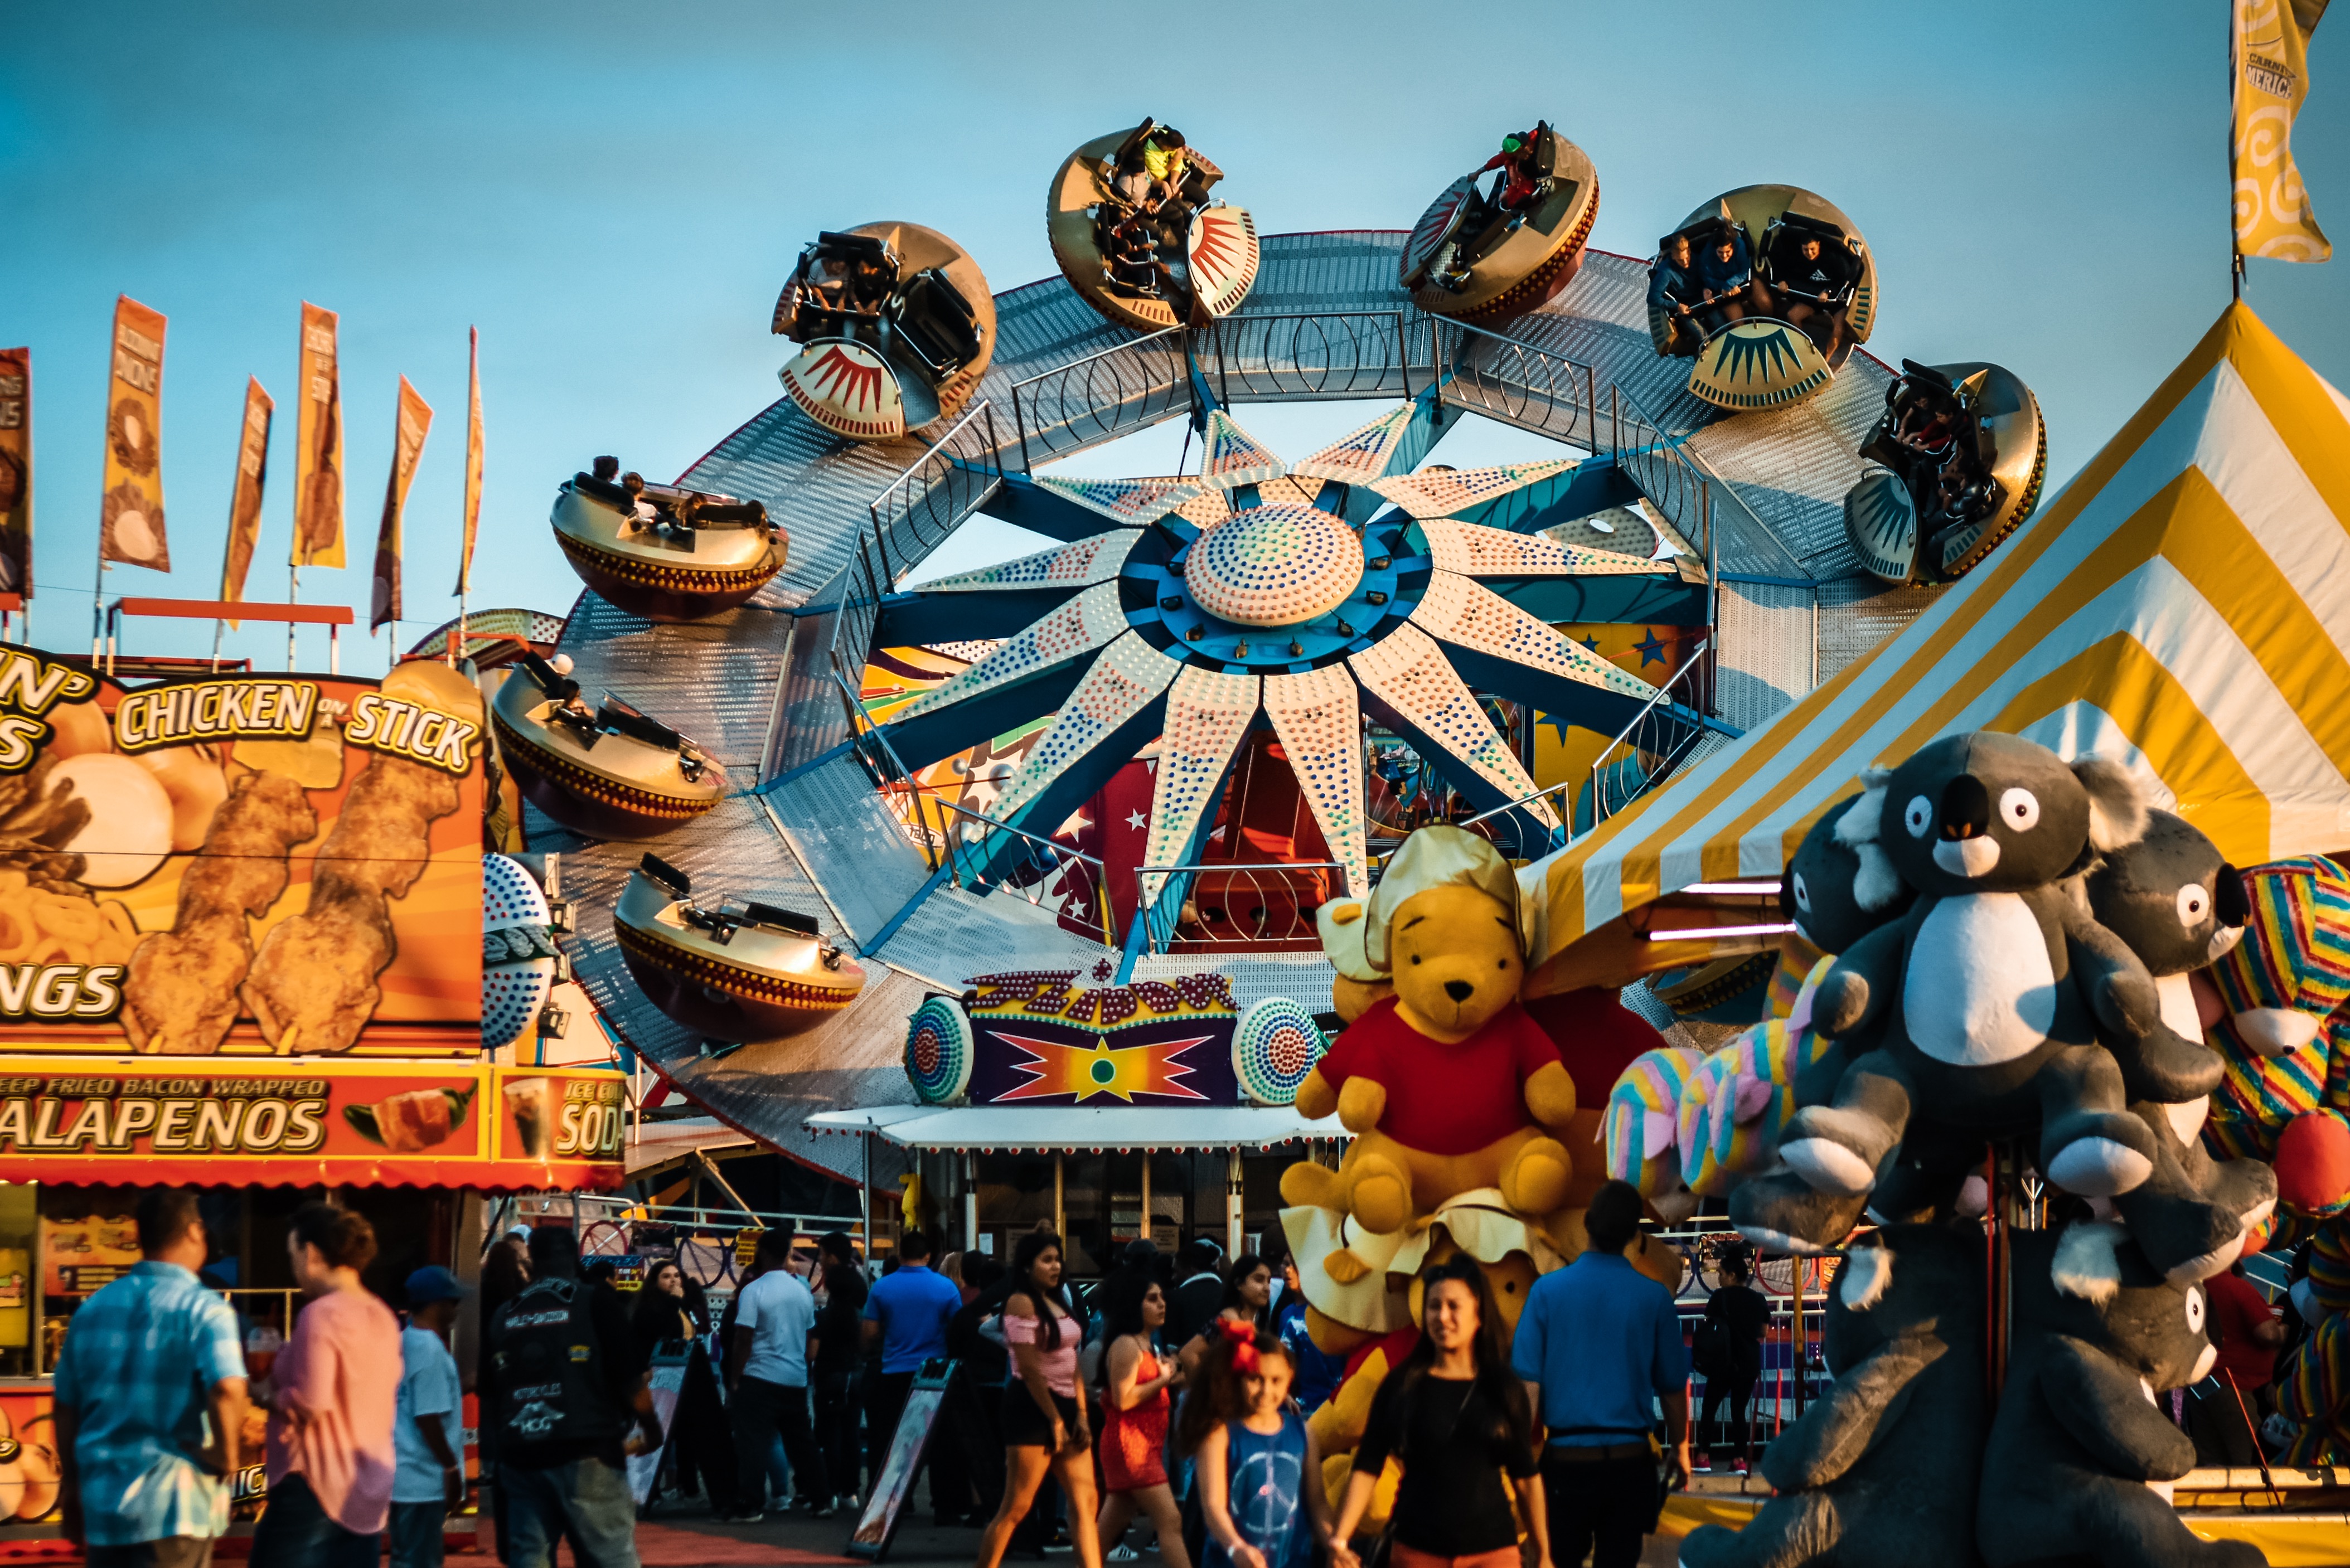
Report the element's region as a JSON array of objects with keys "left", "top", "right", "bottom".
[{"left": 1187, "top": 1323, "right": 1350, "bottom": 1568}]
